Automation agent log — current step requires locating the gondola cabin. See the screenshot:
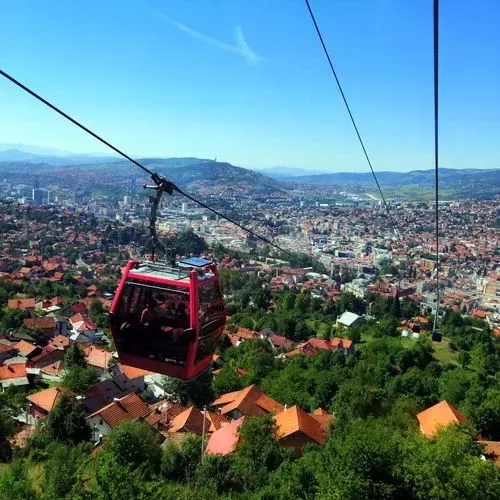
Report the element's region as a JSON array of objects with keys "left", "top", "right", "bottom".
[{"left": 109, "top": 257, "right": 226, "bottom": 380}]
